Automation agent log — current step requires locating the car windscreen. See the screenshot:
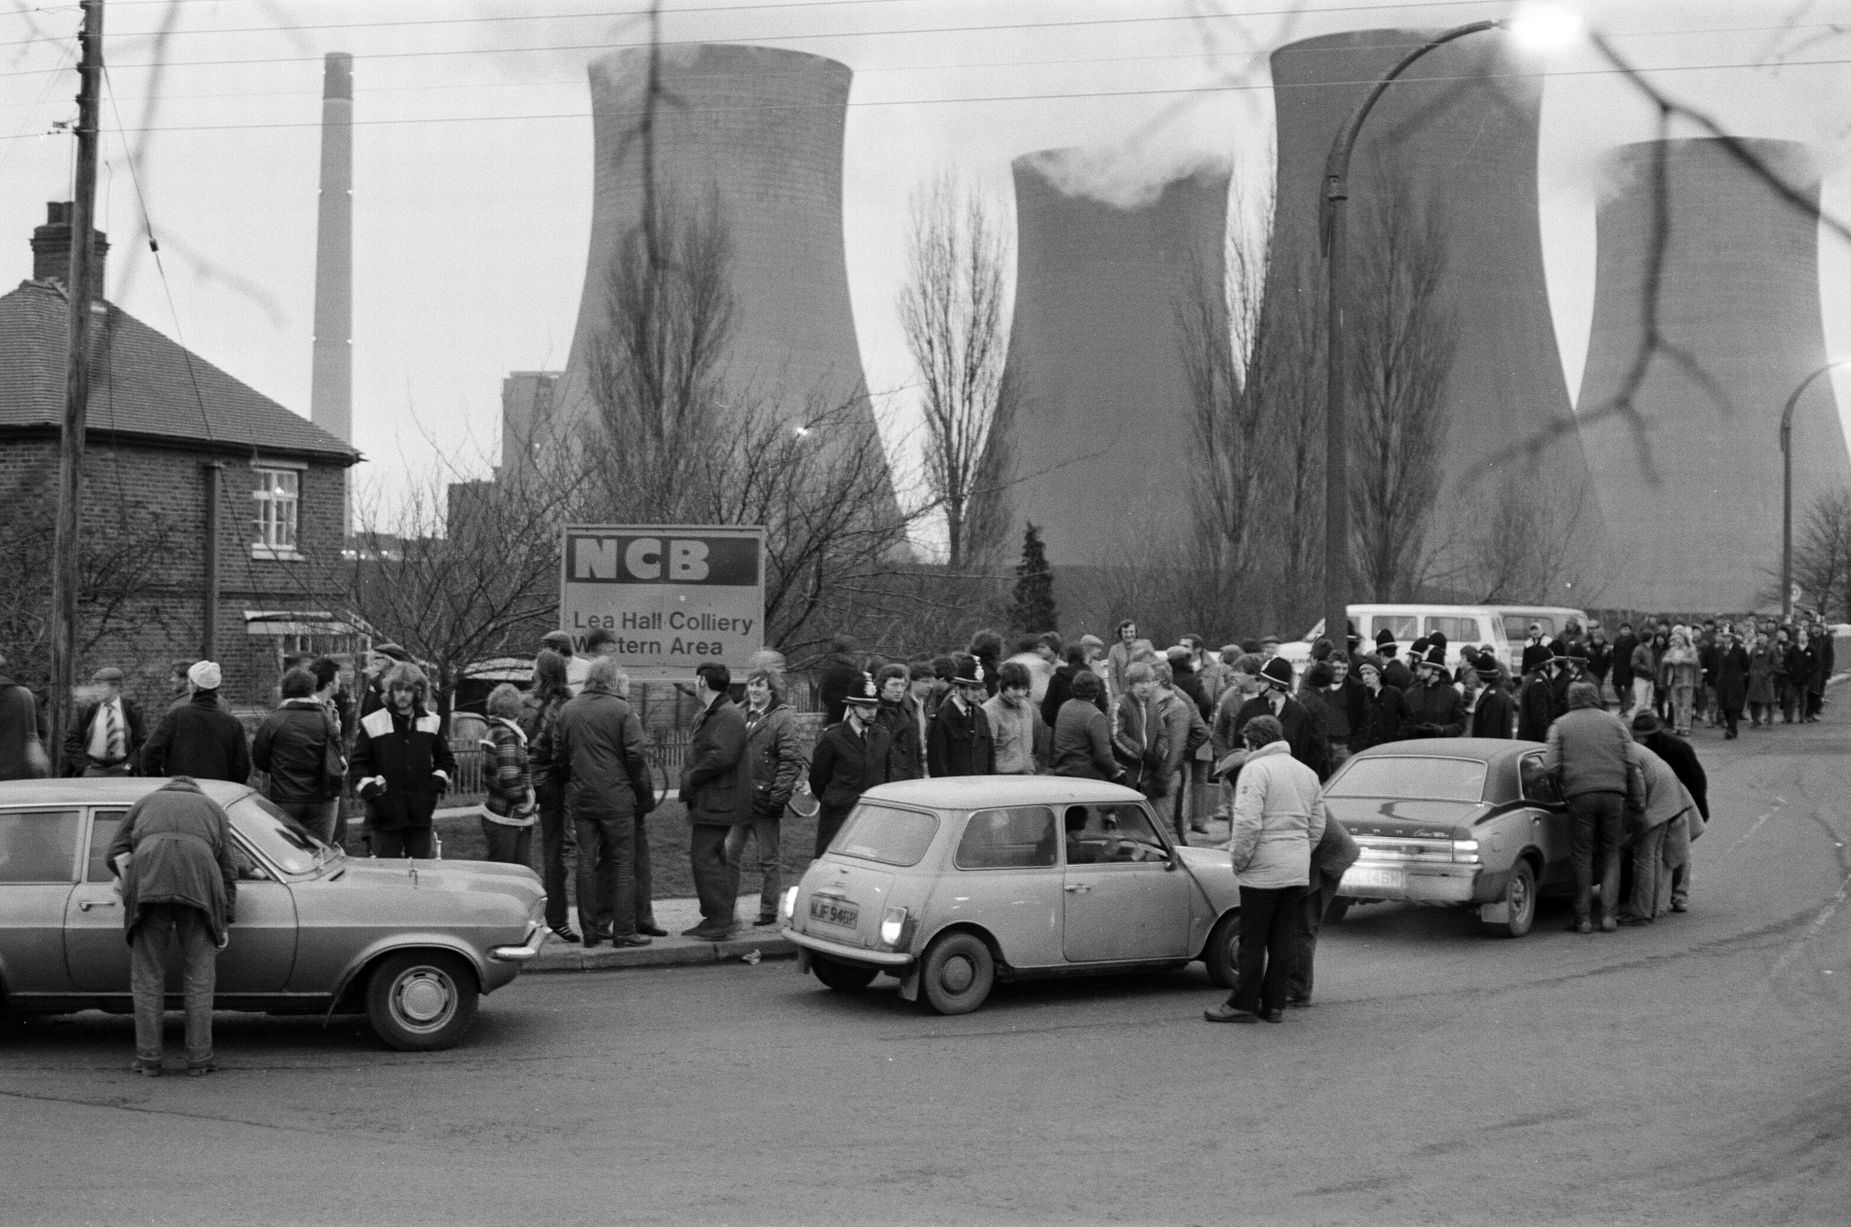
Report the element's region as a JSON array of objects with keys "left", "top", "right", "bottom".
[
  {"left": 1323, "top": 756, "right": 1488, "bottom": 804},
  {"left": 833, "top": 803, "right": 939, "bottom": 867},
  {"left": 230, "top": 793, "right": 332, "bottom": 876}
]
